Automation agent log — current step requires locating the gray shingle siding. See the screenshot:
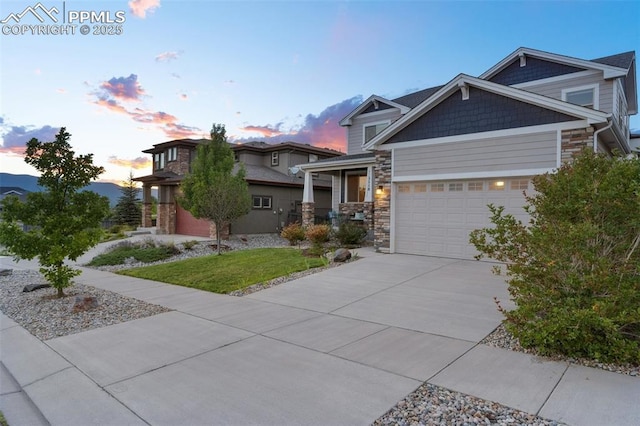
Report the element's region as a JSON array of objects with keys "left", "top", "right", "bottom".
[
  {"left": 385, "top": 87, "right": 577, "bottom": 144},
  {"left": 489, "top": 57, "right": 585, "bottom": 86}
]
